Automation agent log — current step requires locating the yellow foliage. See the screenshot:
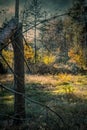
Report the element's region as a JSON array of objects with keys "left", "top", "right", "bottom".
[
  {"left": 43, "top": 54, "right": 55, "bottom": 65},
  {"left": 2, "top": 44, "right": 34, "bottom": 67},
  {"left": 24, "top": 45, "right": 34, "bottom": 60},
  {"left": 2, "top": 50, "right": 13, "bottom": 66},
  {"left": 58, "top": 73, "right": 74, "bottom": 83},
  {"left": 68, "top": 47, "right": 85, "bottom": 67}
]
